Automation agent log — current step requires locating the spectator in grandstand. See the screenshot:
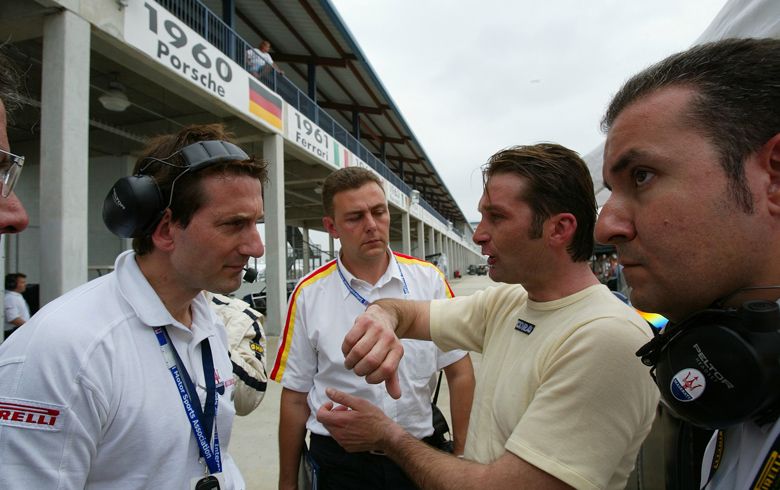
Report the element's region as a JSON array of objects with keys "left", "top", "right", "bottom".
[
  {"left": 596, "top": 38, "right": 780, "bottom": 490},
  {"left": 272, "top": 166, "right": 475, "bottom": 490},
  {"left": 316, "top": 144, "right": 658, "bottom": 489},
  {"left": 246, "top": 40, "right": 284, "bottom": 78}
]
